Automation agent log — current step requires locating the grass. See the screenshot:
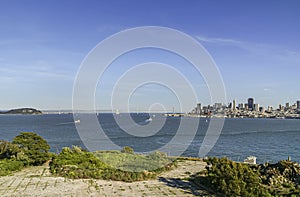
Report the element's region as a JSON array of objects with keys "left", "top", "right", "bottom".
[
  {"left": 94, "top": 150, "right": 175, "bottom": 172},
  {"left": 0, "top": 159, "right": 24, "bottom": 176},
  {"left": 50, "top": 146, "right": 177, "bottom": 182}
]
